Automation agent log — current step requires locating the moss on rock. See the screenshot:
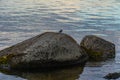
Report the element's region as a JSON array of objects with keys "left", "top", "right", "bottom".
[{"left": 0, "top": 54, "right": 15, "bottom": 65}]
